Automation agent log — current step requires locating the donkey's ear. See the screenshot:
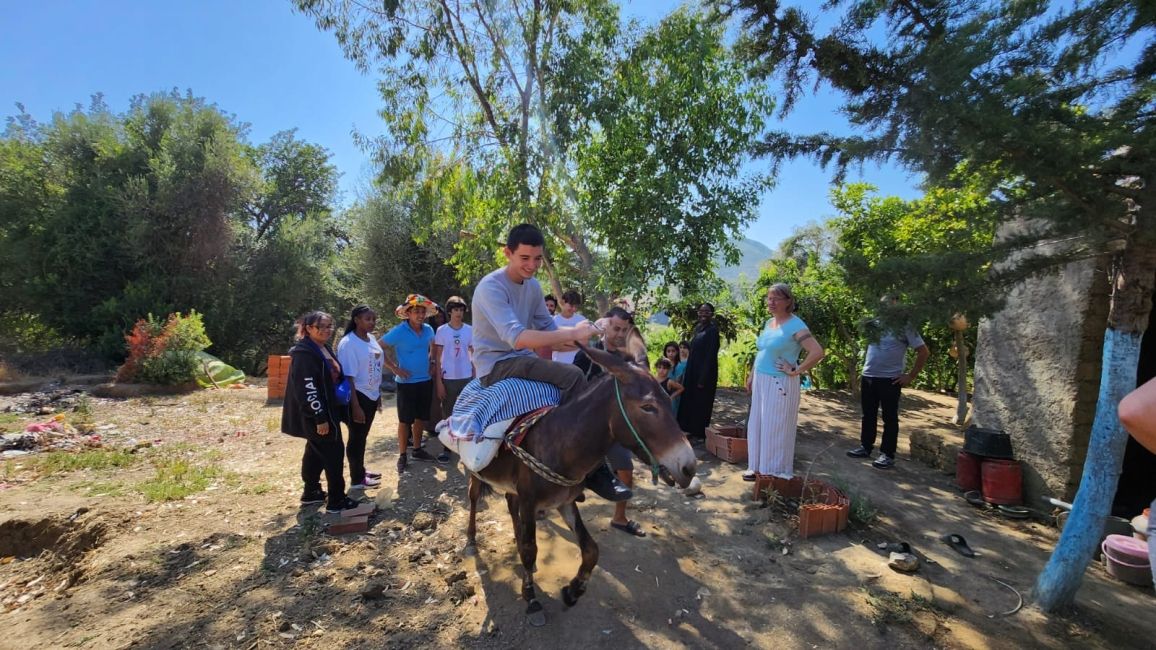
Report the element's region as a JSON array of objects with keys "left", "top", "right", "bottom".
[
  {"left": 578, "top": 343, "right": 633, "bottom": 378},
  {"left": 624, "top": 326, "right": 649, "bottom": 367}
]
